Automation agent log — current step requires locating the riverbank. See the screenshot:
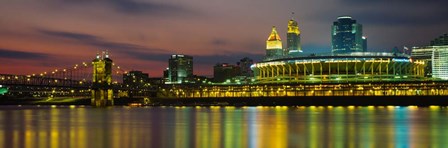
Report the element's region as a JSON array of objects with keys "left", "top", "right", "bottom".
[
  {"left": 151, "top": 96, "right": 448, "bottom": 106},
  {"left": 1, "top": 96, "right": 447, "bottom": 106}
]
